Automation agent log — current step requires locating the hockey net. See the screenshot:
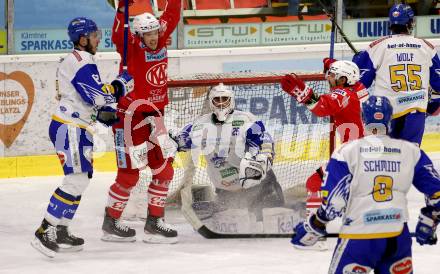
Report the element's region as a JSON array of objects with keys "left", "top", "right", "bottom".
[{"left": 125, "top": 72, "right": 333, "bottom": 216}]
